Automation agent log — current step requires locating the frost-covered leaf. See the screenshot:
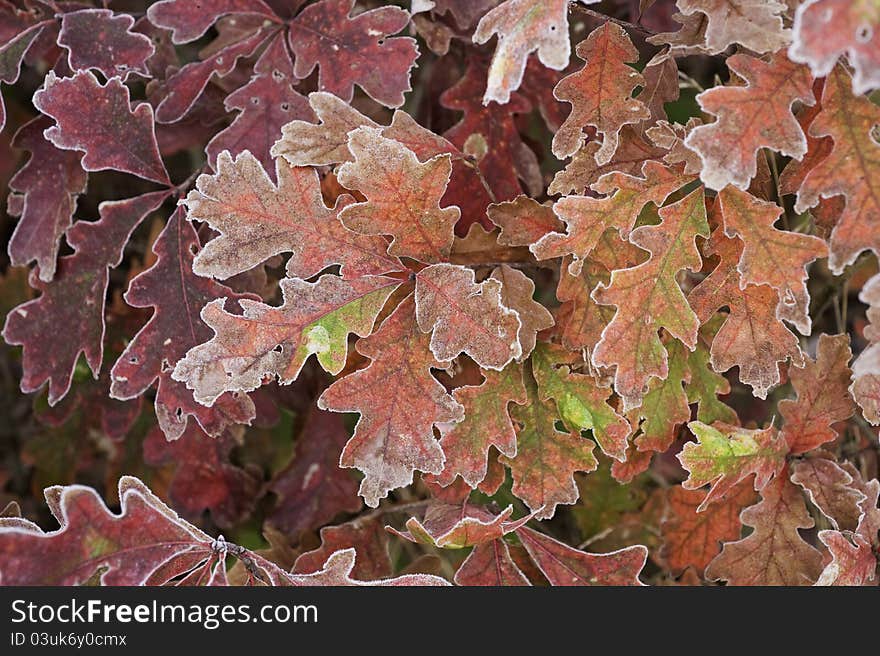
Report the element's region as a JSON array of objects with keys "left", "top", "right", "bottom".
[
  {"left": 473, "top": 0, "right": 590, "bottom": 105},
  {"left": 501, "top": 375, "right": 597, "bottom": 518},
  {"left": 293, "top": 517, "right": 392, "bottom": 580},
  {"left": 662, "top": 480, "right": 755, "bottom": 576},
  {"left": 592, "top": 188, "right": 709, "bottom": 410},
  {"left": 319, "top": 296, "right": 465, "bottom": 507},
  {"left": 338, "top": 127, "right": 459, "bottom": 263},
  {"left": 415, "top": 263, "right": 522, "bottom": 369},
  {"left": 488, "top": 196, "right": 562, "bottom": 247},
  {"left": 679, "top": 421, "right": 788, "bottom": 511},
  {"left": 688, "top": 227, "right": 803, "bottom": 398},
  {"left": 3, "top": 191, "right": 168, "bottom": 405},
  {"left": 185, "top": 150, "right": 401, "bottom": 281},
  {"left": 531, "top": 343, "right": 631, "bottom": 461},
  {"left": 718, "top": 185, "right": 826, "bottom": 335},
  {"left": 793, "top": 67, "right": 880, "bottom": 274},
  {"left": 287, "top": 0, "right": 418, "bottom": 108},
  {"left": 789, "top": 0, "right": 880, "bottom": 95},
  {"left": 686, "top": 53, "right": 814, "bottom": 191},
  {"left": 779, "top": 333, "right": 854, "bottom": 454},
  {"left": 516, "top": 526, "right": 646, "bottom": 585},
  {"left": 7, "top": 117, "right": 87, "bottom": 282},
  {"left": 110, "top": 208, "right": 257, "bottom": 441},
  {"left": 673, "top": 1, "right": 790, "bottom": 54},
  {"left": 706, "top": 472, "right": 823, "bottom": 585},
  {"left": 552, "top": 23, "right": 650, "bottom": 164},
  {"left": 791, "top": 456, "right": 864, "bottom": 532},
  {"left": 34, "top": 71, "right": 169, "bottom": 185},
  {"left": 146, "top": 0, "right": 277, "bottom": 44},
  {"left": 814, "top": 530, "right": 877, "bottom": 586},
  {"left": 206, "top": 34, "right": 313, "bottom": 177},
  {"left": 173, "top": 274, "right": 401, "bottom": 405},
  {"left": 490, "top": 265, "right": 553, "bottom": 361},
  {"left": 58, "top": 9, "right": 155, "bottom": 80},
  {"left": 289, "top": 548, "right": 449, "bottom": 586},
  {"left": 433, "top": 365, "right": 526, "bottom": 488}
]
